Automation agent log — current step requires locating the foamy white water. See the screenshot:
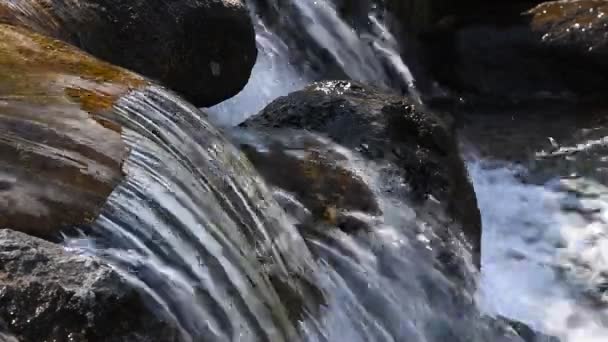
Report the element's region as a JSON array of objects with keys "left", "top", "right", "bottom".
[{"left": 471, "top": 161, "right": 608, "bottom": 342}]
